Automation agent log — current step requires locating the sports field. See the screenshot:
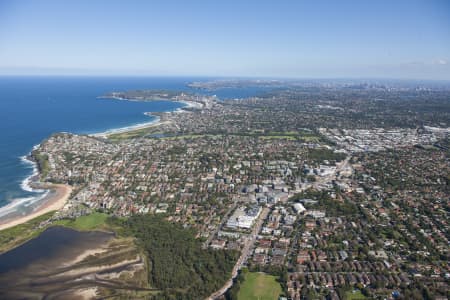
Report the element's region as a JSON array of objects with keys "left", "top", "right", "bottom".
[{"left": 238, "top": 272, "right": 282, "bottom": 300}]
